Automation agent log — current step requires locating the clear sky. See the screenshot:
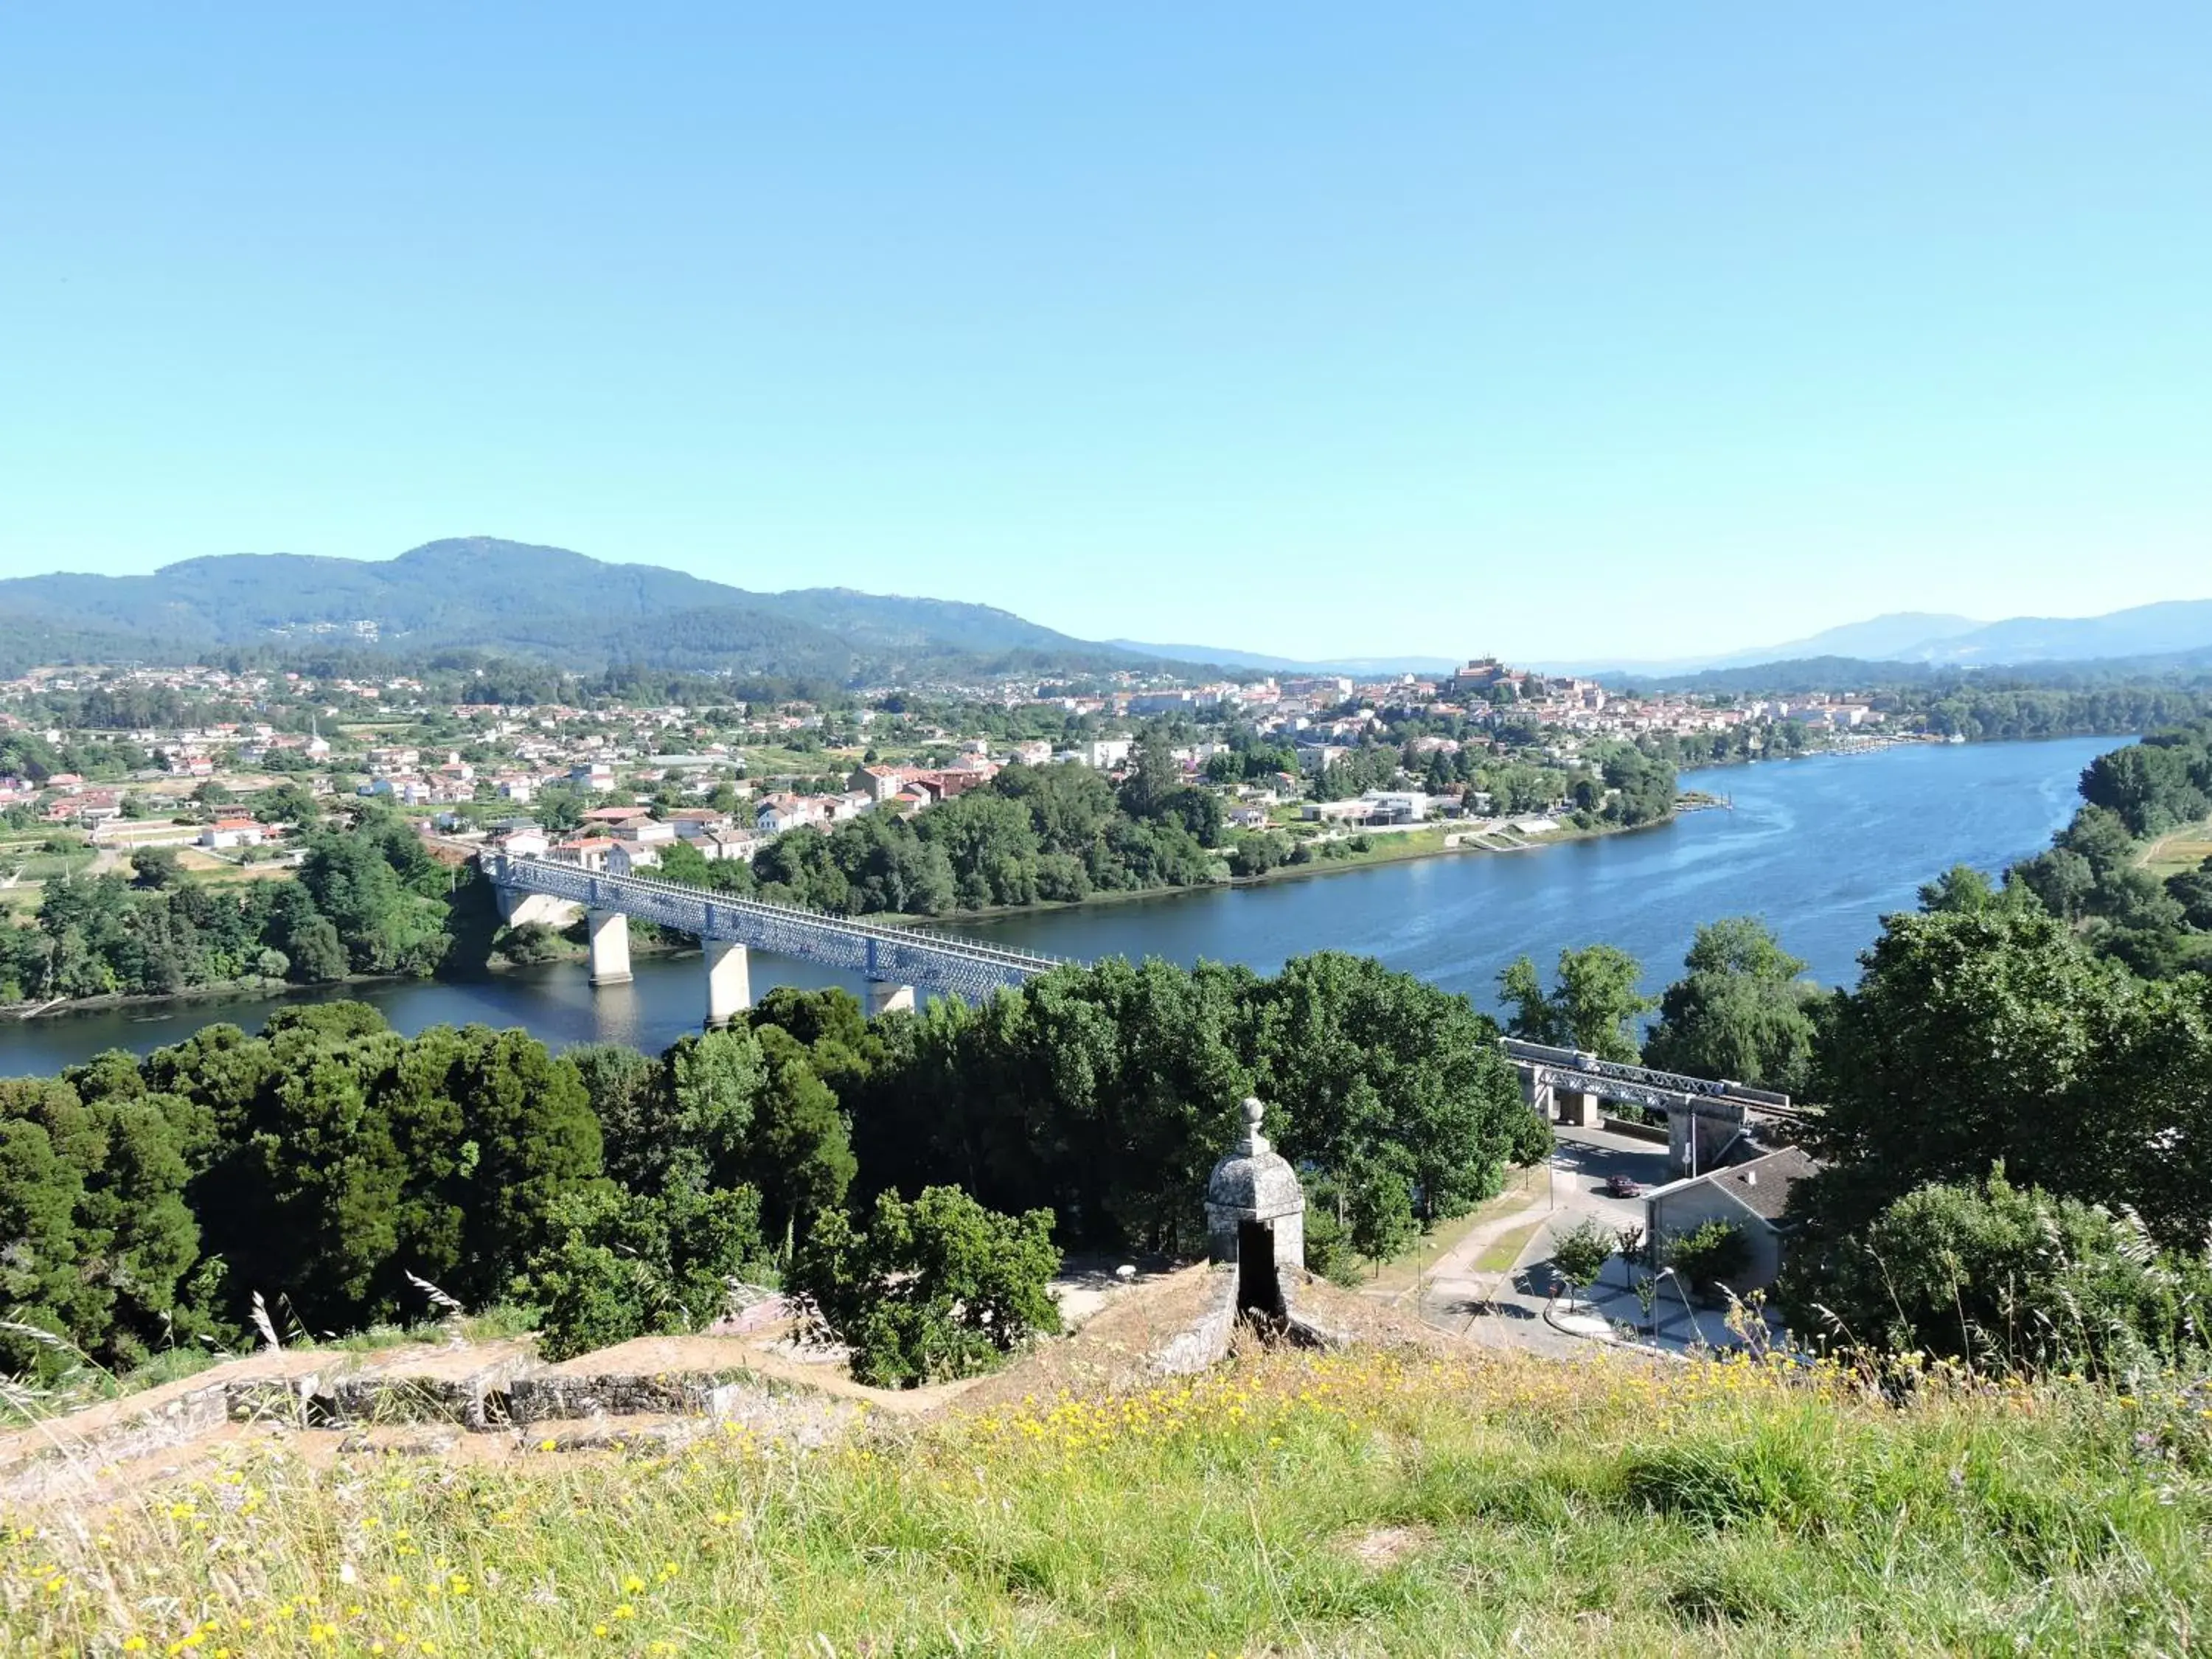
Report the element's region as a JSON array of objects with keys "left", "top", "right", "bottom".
[{"left": 2, "top": 4, "right": 2207, "bottom": 662}]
